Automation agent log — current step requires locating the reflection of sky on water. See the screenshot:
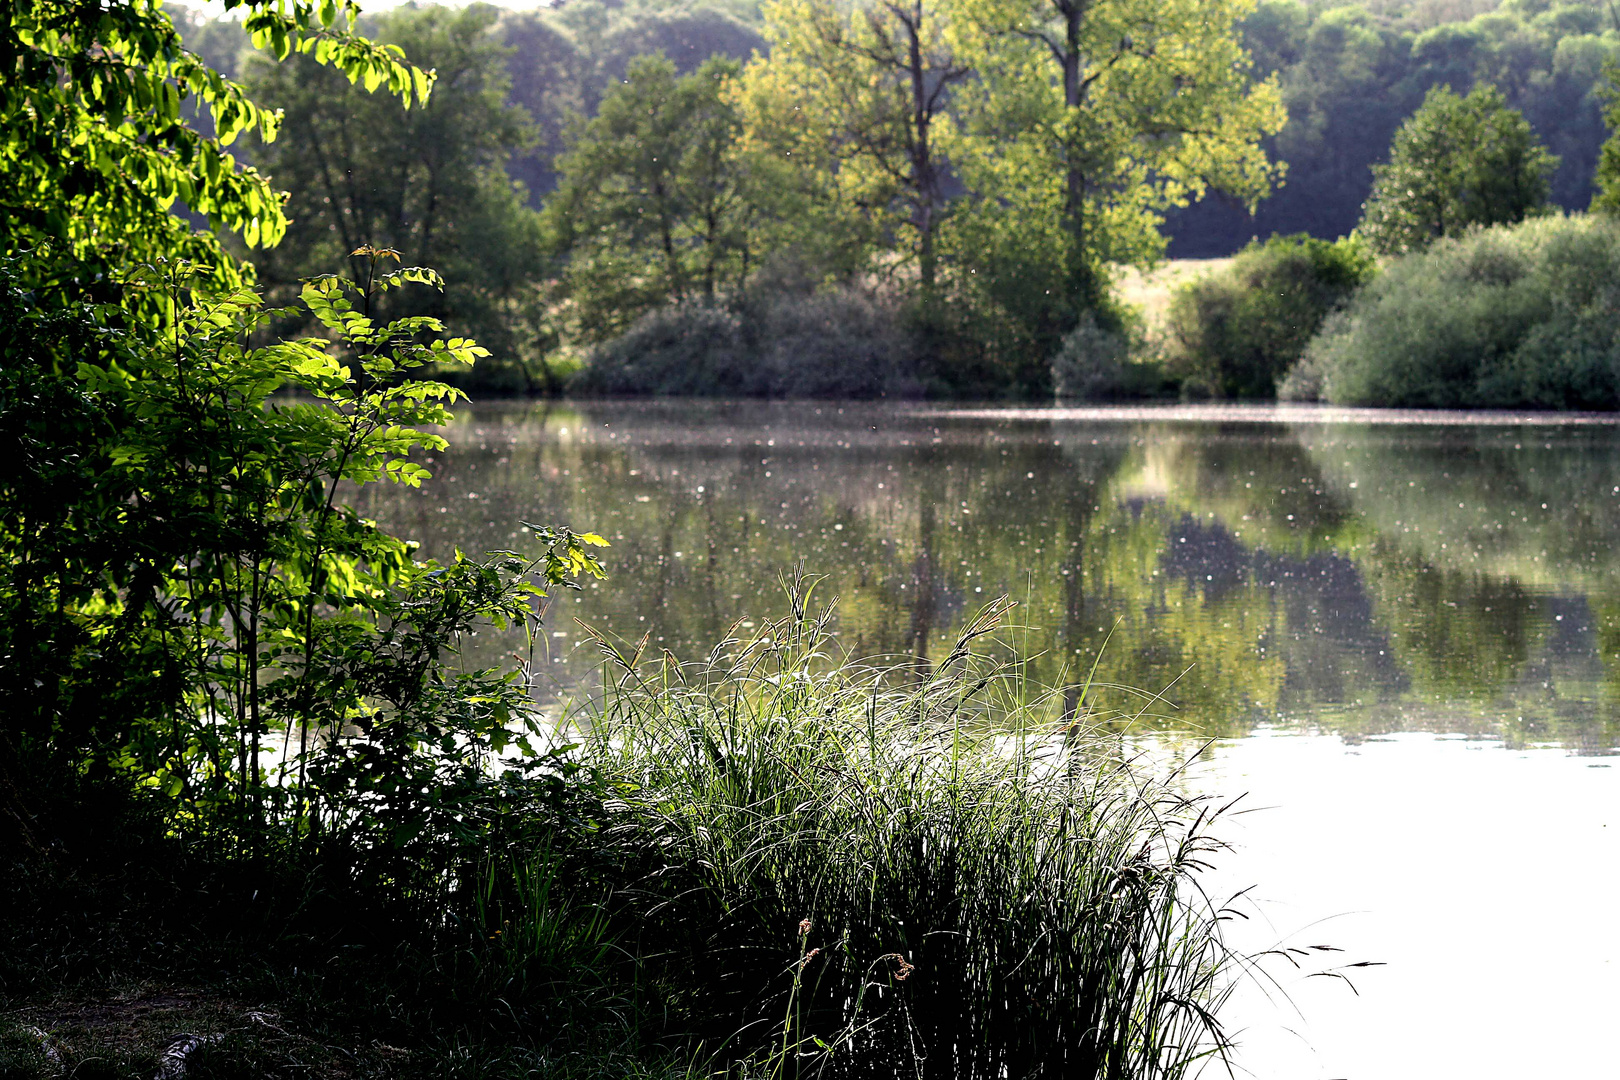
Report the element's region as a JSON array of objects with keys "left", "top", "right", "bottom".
[
  {"left": 1189, "top": 732, "right": 1620, "bottom": 1080},
  {"left": 354, "top": 400, "right": 1620, "bottom": 1079}
]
